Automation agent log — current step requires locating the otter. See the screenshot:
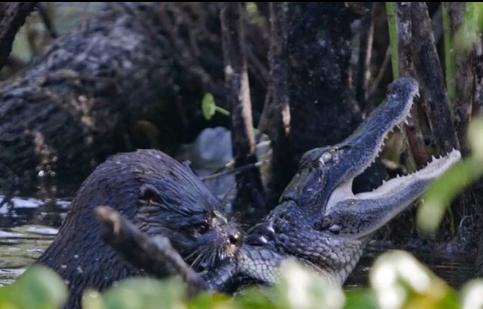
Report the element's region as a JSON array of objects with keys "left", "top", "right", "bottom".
[{"left": 37, "top": 149, "right": 241, "bottom": 309}]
